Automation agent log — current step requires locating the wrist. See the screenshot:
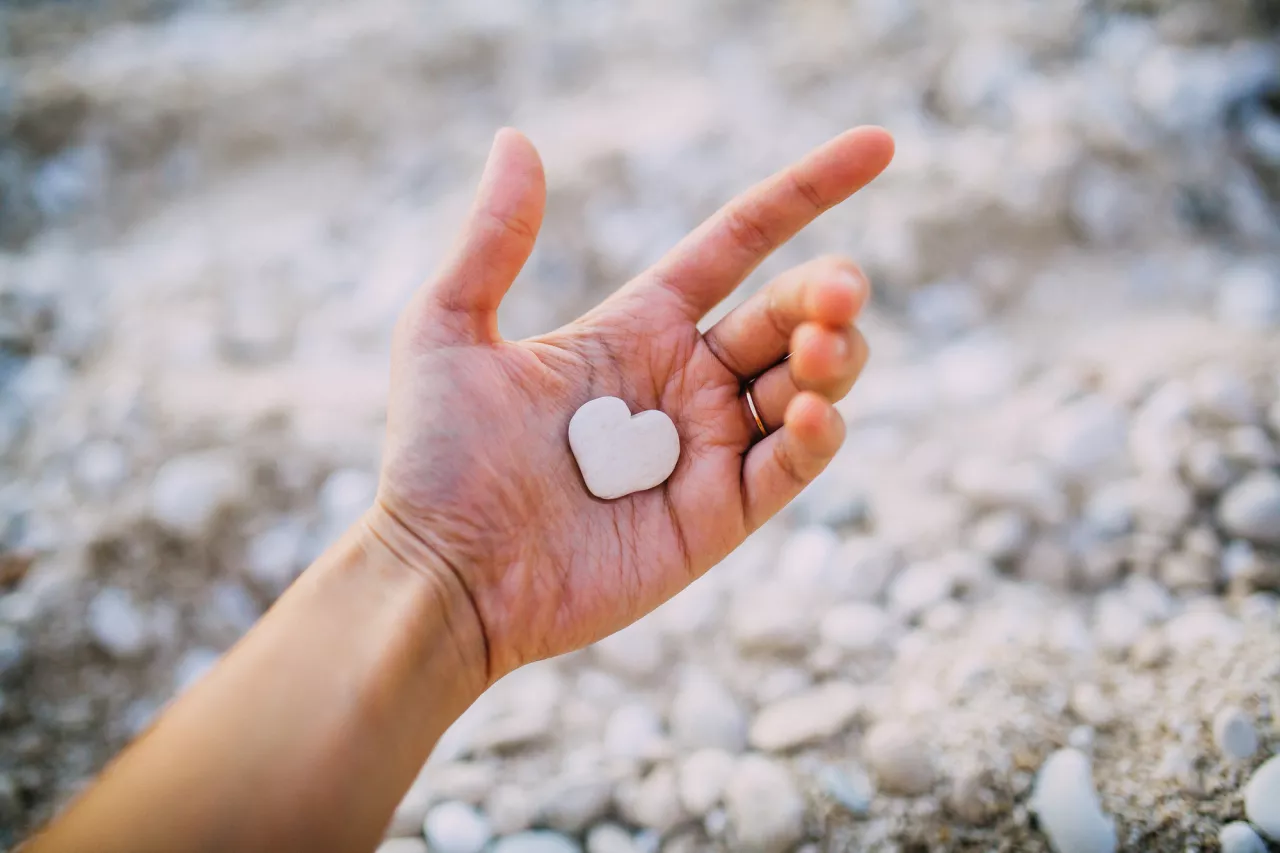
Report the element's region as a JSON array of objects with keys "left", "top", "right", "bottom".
[{"left": 359, "top": 500, "right": 492, "bottom": 694}]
